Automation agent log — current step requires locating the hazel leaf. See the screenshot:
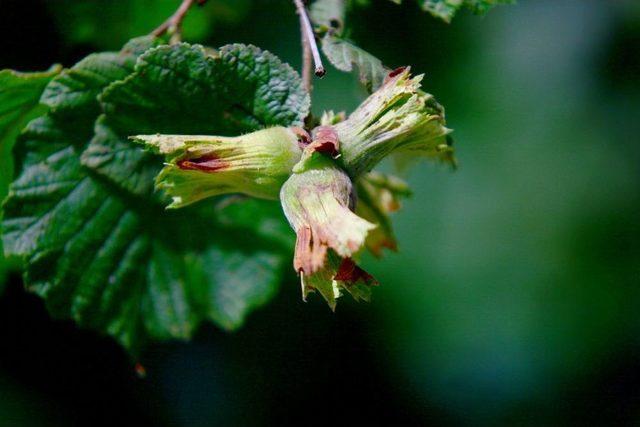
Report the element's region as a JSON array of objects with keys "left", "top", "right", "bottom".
[
  {"left": 2, "top": 41, "right": 307, "bottom": 352},
  {"left": 310, "top": 0, "right": 389, "bottom": 92},
  {"left": 0, "top": 65, "right": 62, "bottom": 291},
  {"left": 321, "top": 36, "right": 389, "bottom": 92},
  {"left": 83, "top": 43, "right": 310, "bottom": 196},
  {"left": 133, "top": 126, "right": 303, "bottom": 208}
]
